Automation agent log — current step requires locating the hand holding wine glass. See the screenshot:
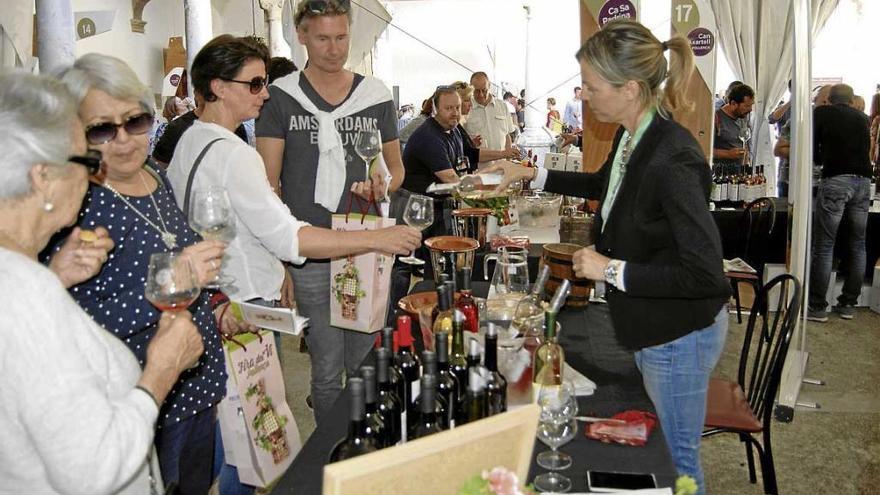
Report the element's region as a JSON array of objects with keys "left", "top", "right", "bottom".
[
  {"left": 189, "top": 187, "right": 236, "bottom": 289},
  {"left": 355, "top": 129, "right": 384, "bottom": 200},
  {"left": 399, "top": 194, "right": 434, "bottom": 265}
]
